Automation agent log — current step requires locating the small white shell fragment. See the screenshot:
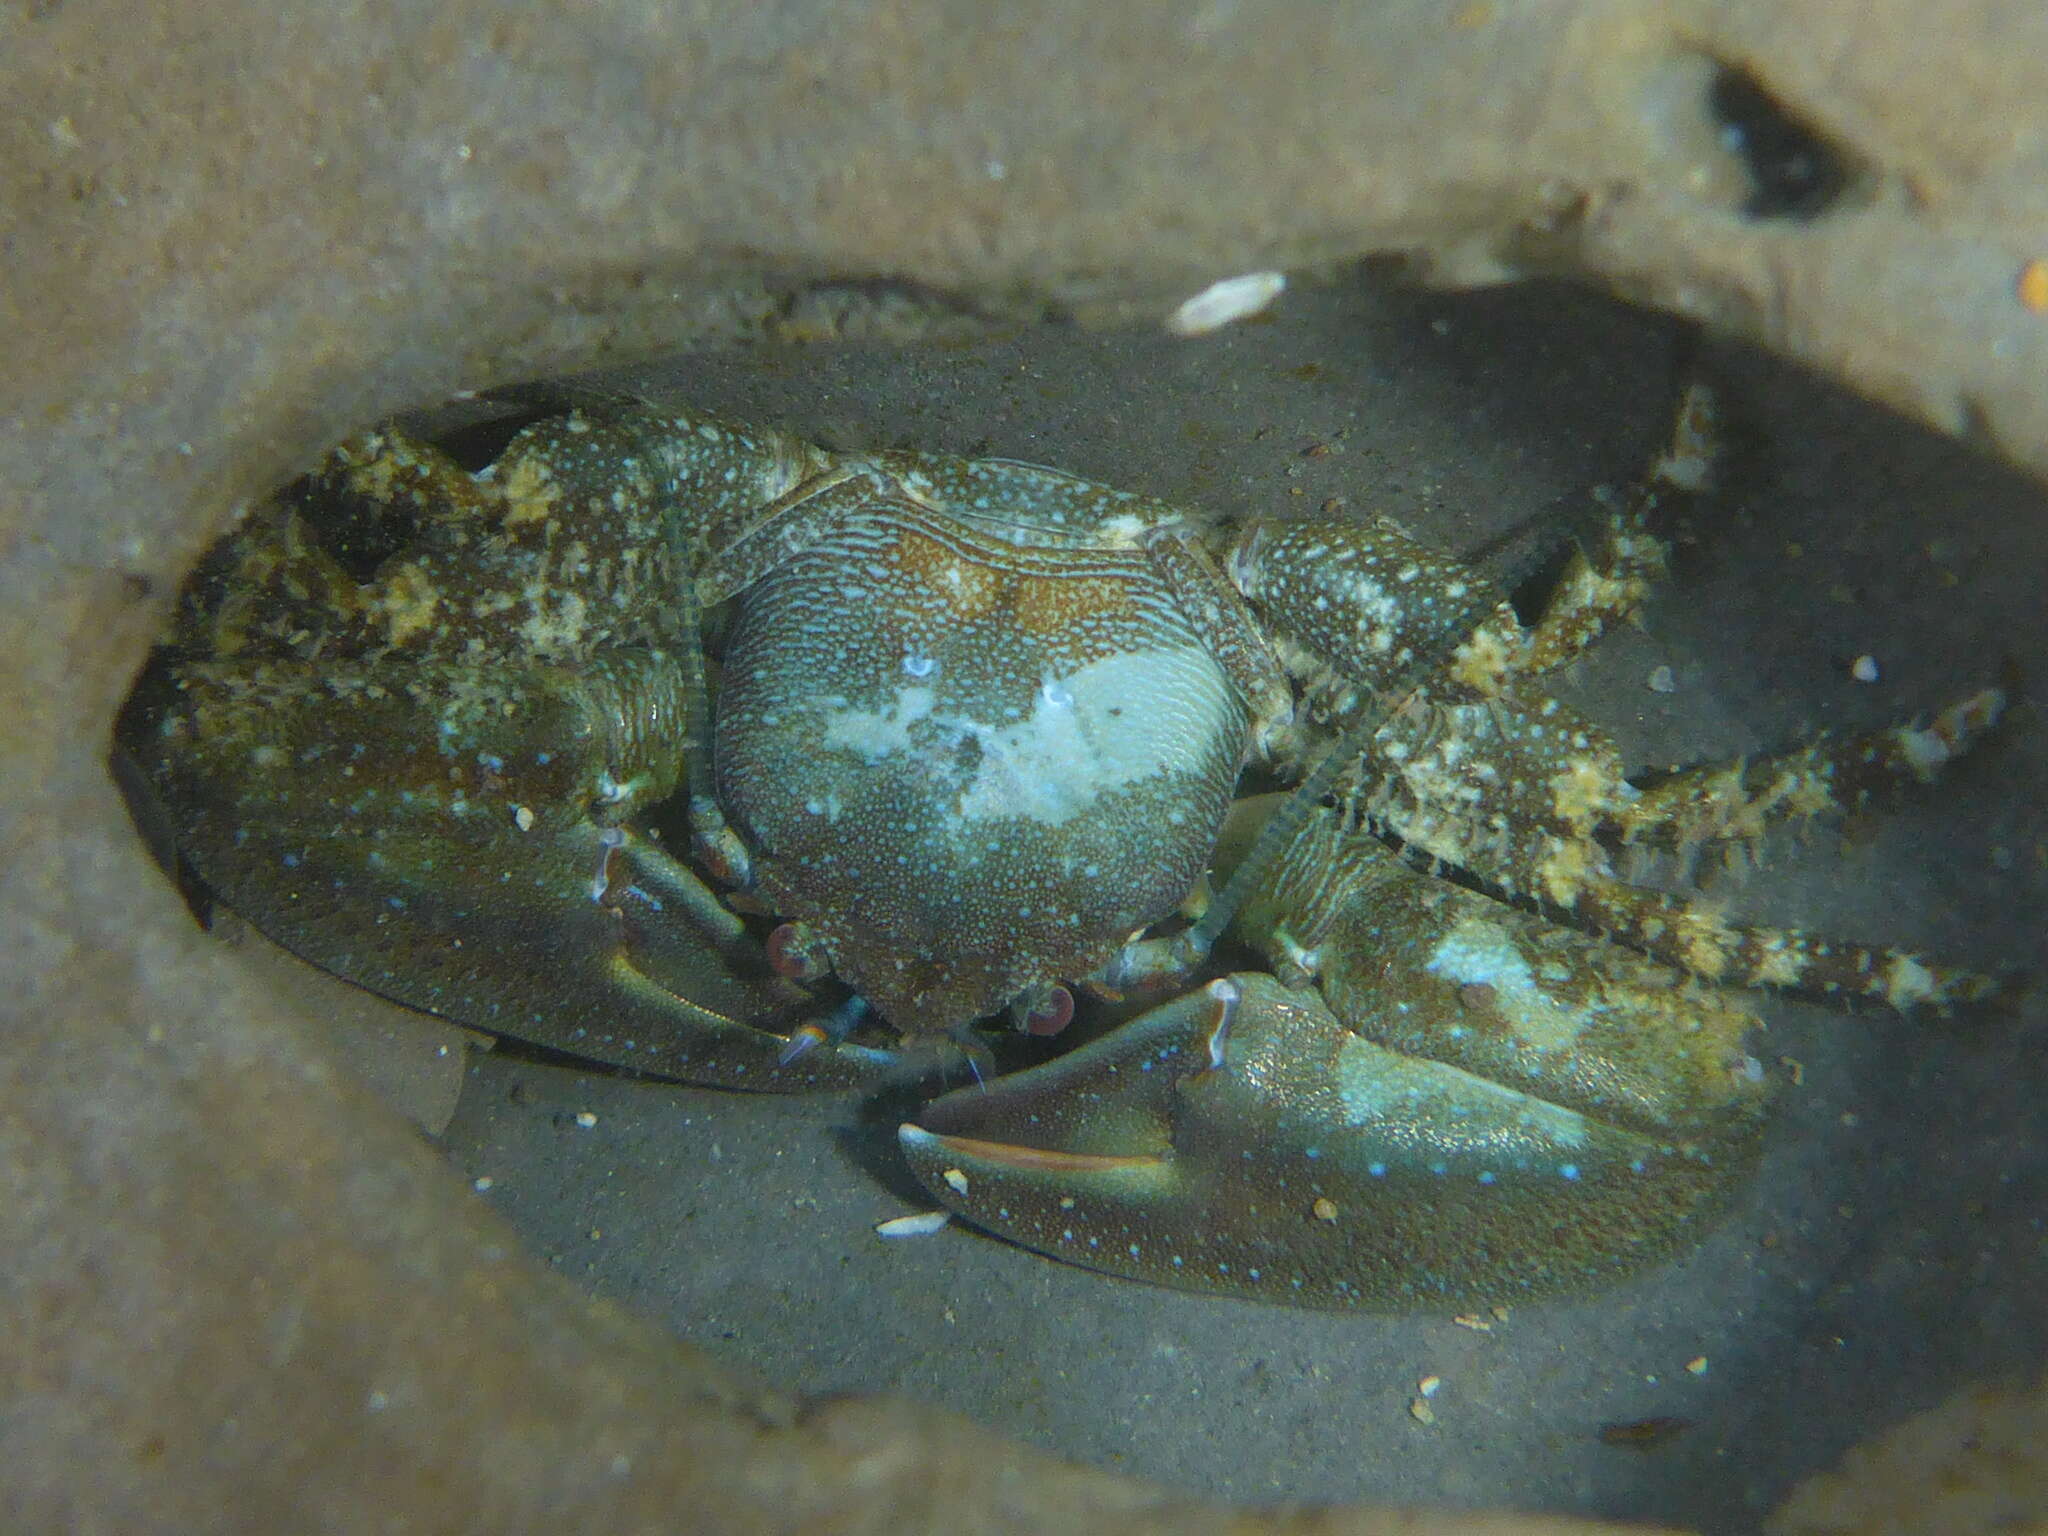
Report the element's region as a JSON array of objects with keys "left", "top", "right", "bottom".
[
  {"left": 1418, "top": 1374, "right": 1443, "bottom": 1398},
  {"left": 1647, "top": 664, "right": 1677, "bottom": 694},
  {"left": 513, "top": 804, "right": 535, "bottom": 831},
  {"left": 1686, "top": 1355, "right": 1710, "bottom": 1375},
  {"left": 1850, "top": 654, "right": 1880, "bottom": 683},
  {"left": 574, "top": 1111, "right": 598, "bottom": 1129},
  {"left": 472, "top": 1176, "right": 494, "bottom": 1193},
  {"left": 1650, "top": 382, "right": 1718, "bottom": 492},
  {"left": 1167, "top": 271, "right": 1286, "bottom": 336},
  {"left": 942, "top": 1167, "right": 971, "bottom": 1196},
  {"left": 875, "top": 1211, "right": 952, "bottom": 1239}
]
